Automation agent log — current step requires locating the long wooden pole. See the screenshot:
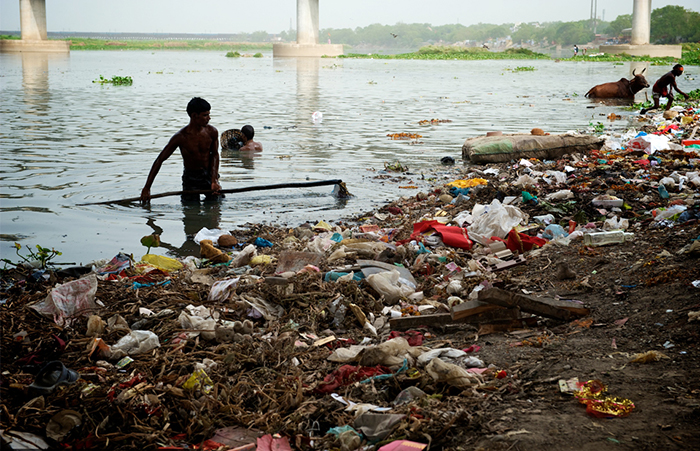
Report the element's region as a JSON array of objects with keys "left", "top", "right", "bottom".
[{"left": 77, "top": 179, "right": 345, "bottom": 206}]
